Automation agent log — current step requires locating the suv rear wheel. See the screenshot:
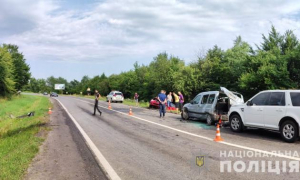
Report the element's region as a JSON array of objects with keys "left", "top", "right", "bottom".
[
  {"left": 229, "top": 114, "right": 244, "bottom": 132},
  {"left": 280, "top": 120, "right": 299, "bottom": 143}
]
